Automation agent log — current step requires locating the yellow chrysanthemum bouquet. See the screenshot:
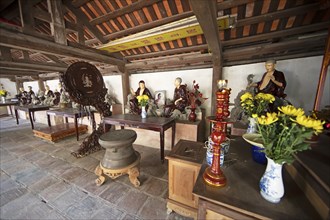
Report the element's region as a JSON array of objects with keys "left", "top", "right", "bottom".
[
  {"left": 0, "top": 89, "right": 8, "bottom": 97},
  {"left": 240, "top": 92, "right": 275, "bottom": 117},
  {"left": 253, "top": 105, "right": 324, "bottom": 164},
  {"left": 137, "top": 94, "right": 149, "bottom": 107}
]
